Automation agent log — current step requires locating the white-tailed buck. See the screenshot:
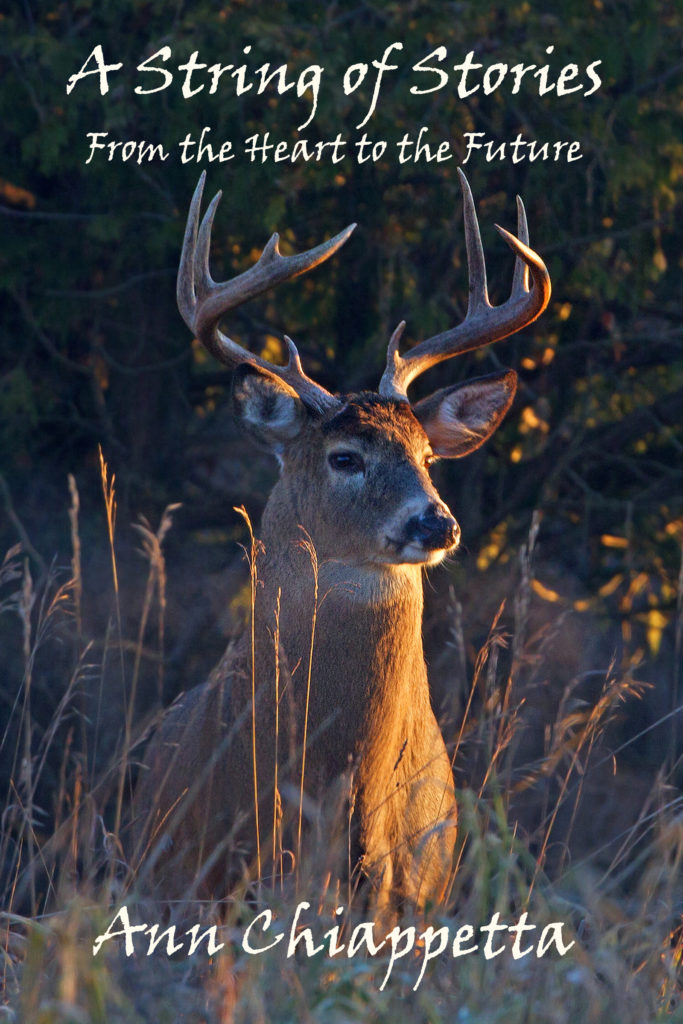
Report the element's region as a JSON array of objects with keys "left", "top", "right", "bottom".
[{"left": 131, "top": 170, "right": 550, "bottom": 916}]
